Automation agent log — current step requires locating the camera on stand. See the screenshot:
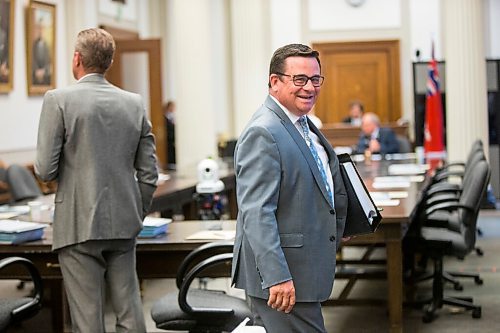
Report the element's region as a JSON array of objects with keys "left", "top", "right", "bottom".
[{"left": 193, "top": 158, "right": 228, "bottom": 228}]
